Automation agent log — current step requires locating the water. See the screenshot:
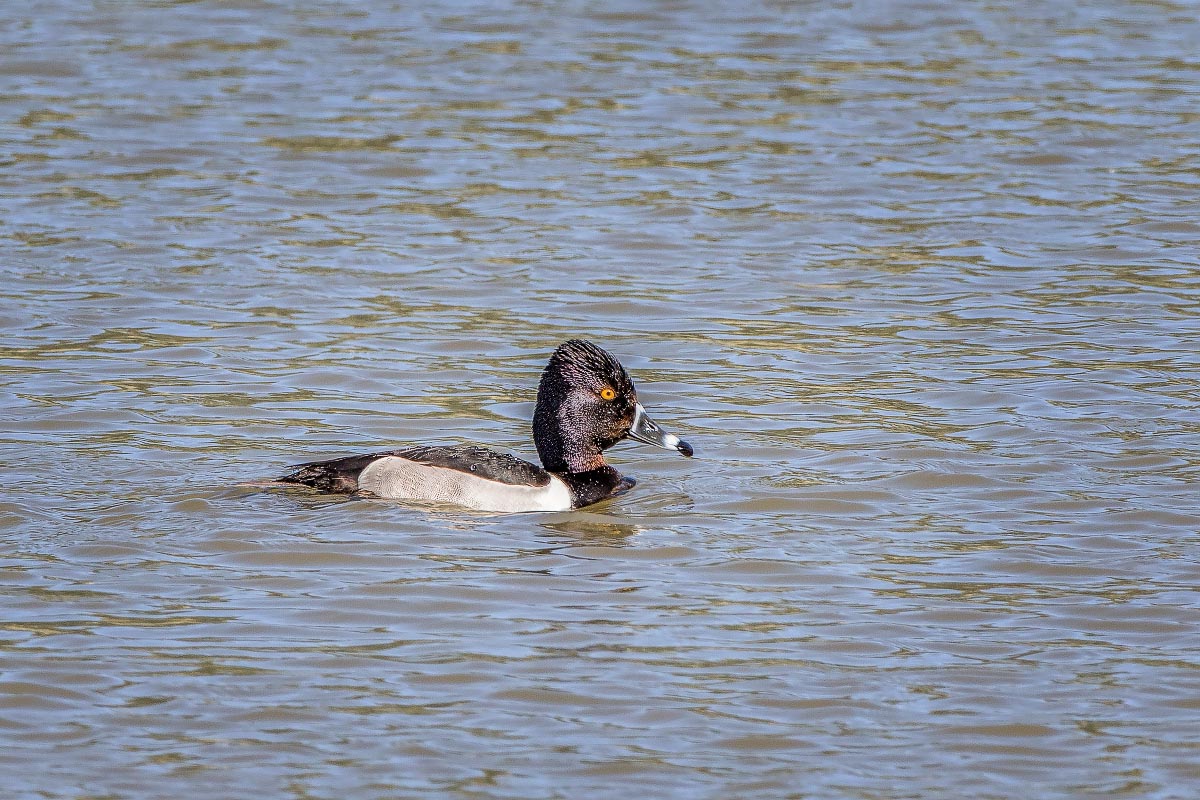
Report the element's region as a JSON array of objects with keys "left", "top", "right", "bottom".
[{"left": 3, "top": 1, "right": 1199, "bottom": 797}]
